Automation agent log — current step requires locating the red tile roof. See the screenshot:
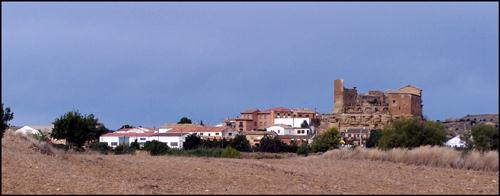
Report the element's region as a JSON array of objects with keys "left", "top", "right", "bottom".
[
  {"left": 167, "top": 126, "right": 231, "bottom": 133},
  {"left": 101, "top": 132, "right": 189, "bottom": 137},
  {"left": 264, "top": 107, "right": 291, "bottom": 112}
]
